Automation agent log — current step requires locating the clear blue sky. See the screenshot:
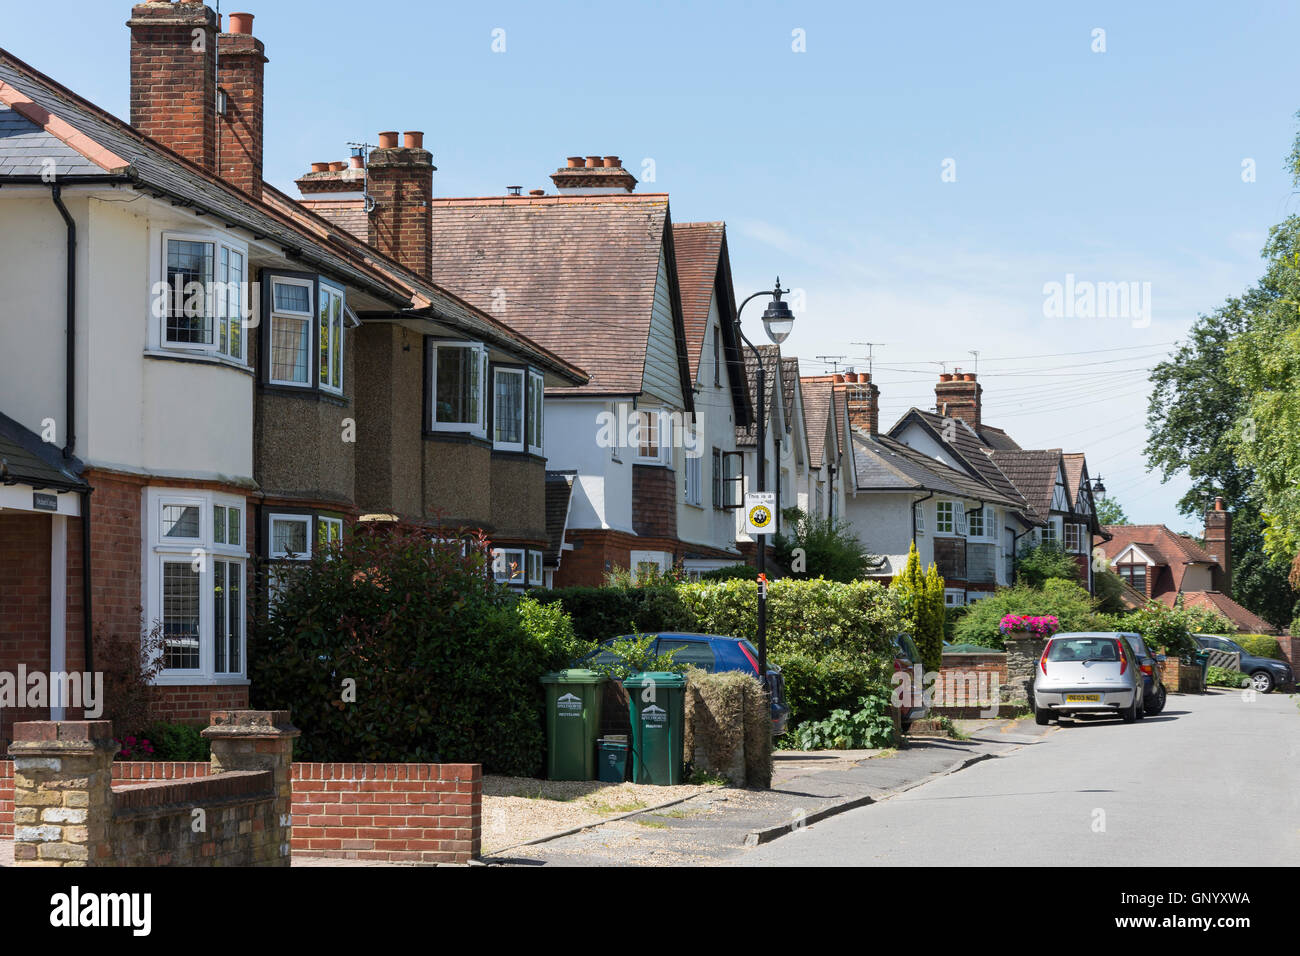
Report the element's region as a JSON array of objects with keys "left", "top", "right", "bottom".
[{"left": 9, "top": 0, "right": 1300, "bottom": 533}]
